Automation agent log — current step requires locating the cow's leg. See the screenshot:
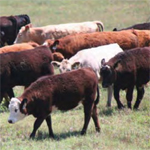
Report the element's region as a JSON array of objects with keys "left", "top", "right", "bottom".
[
  {"left": 30, "top": 118, "right": 45, "bottom": 138},
  {"left": 4, "top": 88, "right": 15, "bottom": 107},
  {"left": 114, "top": 86, "right": 124, "bottom": 109},
  {"left": 45, "top": 115, "right": 54, "bottom": 138},
  {"left": 0, "top": 92, "right": 4, "bottom": 104},
  {"left": 91, "top": 104, "right": 100, "bottom": 133},
  {"left": 106, "top": 85, "right": 113, "bottom": 107},
  {"left": 81, "top": 100, "right": 93, "bottom": 135},
  {"left": 134, "top": 86, "right": 145, "bottom": 109},
  {"left": 126, "top": 86, "right": 134, "bottom": 109},
  {"left": 7, "top": 88, "right": 15, "bottom": 98}
]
